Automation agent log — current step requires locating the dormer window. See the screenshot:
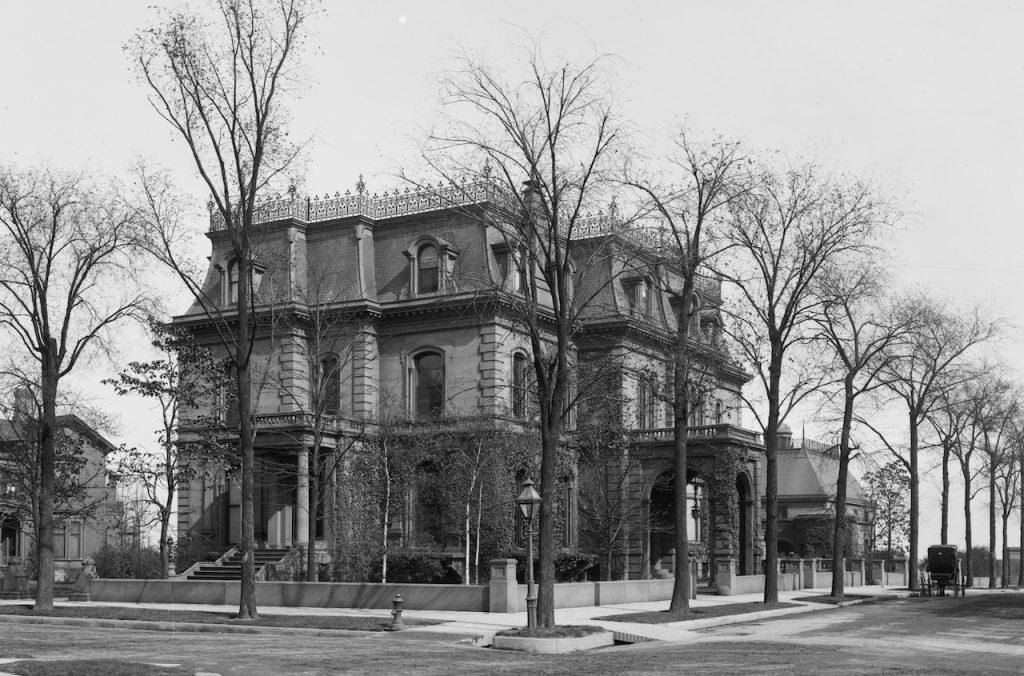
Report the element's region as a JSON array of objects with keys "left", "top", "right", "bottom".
[
  {"left": 494, "top": 243, "right": 529, "bottom": 295},
  {"left": 406, "top": 238, "right": 458, "bottom": 297},
  {"left": 227, "top": 260, "right": 240, "bottom": 304},
  {"left": 625, "top": 277, "right": 652, "bottom": 316},
  {"left": 224, "top": 258, "right": 264, "bottom": 306},
  {"left": 687, "top": 293, "right": 701, "bottom": 334},
  {"left": 417, "top": 244, "right": 440, "bottom": 294}
]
